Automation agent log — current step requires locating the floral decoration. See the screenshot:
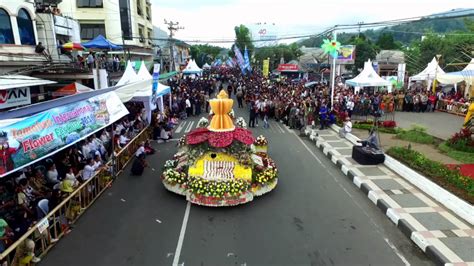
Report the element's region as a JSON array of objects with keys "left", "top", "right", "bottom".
[
  {"left": 254, "top": 135, "right": 268, "bottom": 146},
  {"left": 235, "top": 117, "right": 247, "bottom": 128},
  {"left": 197, "top": 117, "right": 210, "bottom": 128},
  {"left": 228, "top": 109, "right": 235, "bottom": 119},
  {"left": 321, "top": 39, "right": 341, "bottom": 58},
  {"left": 178, "top": 135, "right": 187, "bottom": 147},
  {"left": 186, "top": 127, "right": 254, "bottom": 148},
  {"left": 162, "top": 169, "right": 187, "bottom": 185},
  {"left": 187, "top": 176, "right": 251, "bottom": 198},
  {"left": 254, "top": 168, "right": 278, "bottom": 185}
]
